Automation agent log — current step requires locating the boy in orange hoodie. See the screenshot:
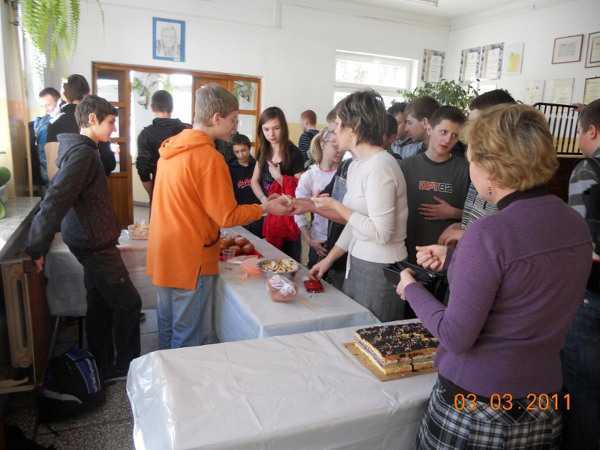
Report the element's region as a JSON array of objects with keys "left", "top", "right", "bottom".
[{"left": 147, "top": 84, "right": 293, "bottom": 348}]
